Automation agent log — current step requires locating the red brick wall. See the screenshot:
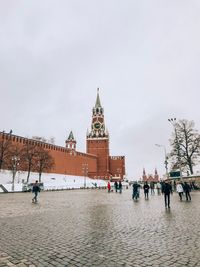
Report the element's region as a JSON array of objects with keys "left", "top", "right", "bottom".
[
  {"left": 109, "top": 156, "right": 125, "bottom": 179},
  {"left": 0, "top": 133, "right": 97, "bottom": 176},
  {"left": 0, "top": 132, "right": 125, "bottom": 180},
  {"left": 49, "top": 149, "right": 97, "bottom": 176}
]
